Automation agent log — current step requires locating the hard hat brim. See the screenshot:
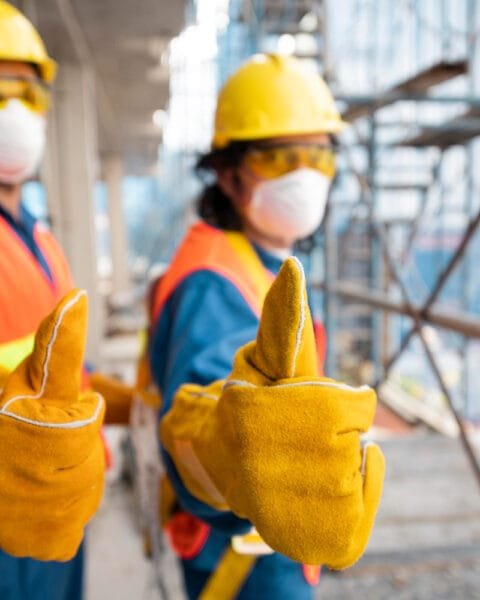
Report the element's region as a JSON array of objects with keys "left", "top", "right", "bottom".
[{"left": 213, "top": 119, "right": 349, "bottom": 150}]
